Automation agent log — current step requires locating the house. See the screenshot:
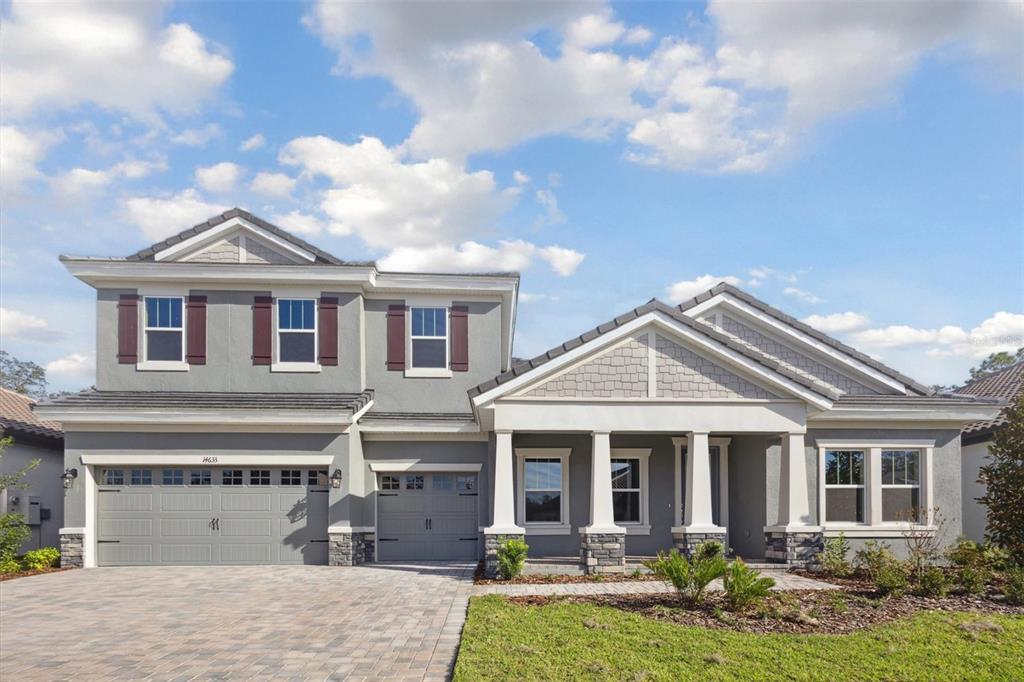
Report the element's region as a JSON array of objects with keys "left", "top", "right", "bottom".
[
  {"left": 955, "top": 362, "right": 1022, "bottom": 543},
  {"left": 35, "top": 208, "right": 1001, "bottom": 574},
  {"left": 1, "top": 388, "right": 64, "bottom": 553}
]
